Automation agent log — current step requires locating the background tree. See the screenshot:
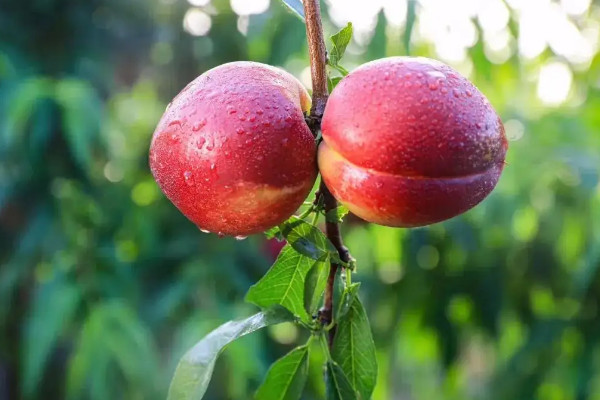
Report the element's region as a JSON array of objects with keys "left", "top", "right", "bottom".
[{"left": 1, "top": 0, "right": 600, "bottom": 399}]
